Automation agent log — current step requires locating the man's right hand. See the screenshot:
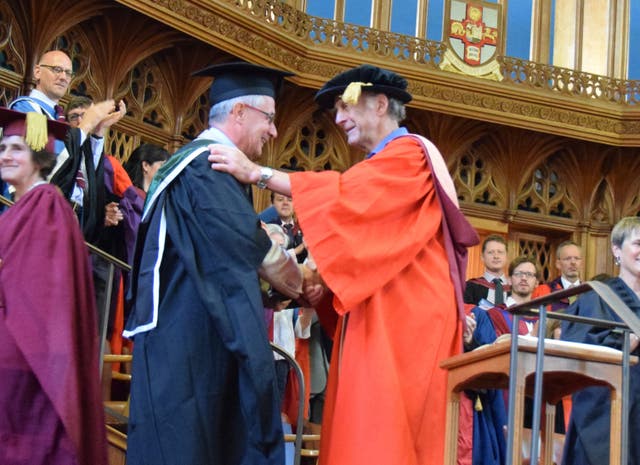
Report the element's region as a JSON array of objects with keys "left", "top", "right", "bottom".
[
  {"left": 301, "top": 264, "right": 324, "bottom": 307},
  {"left": 208, "top": 144, "right": 261, "bottom": 184}
]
